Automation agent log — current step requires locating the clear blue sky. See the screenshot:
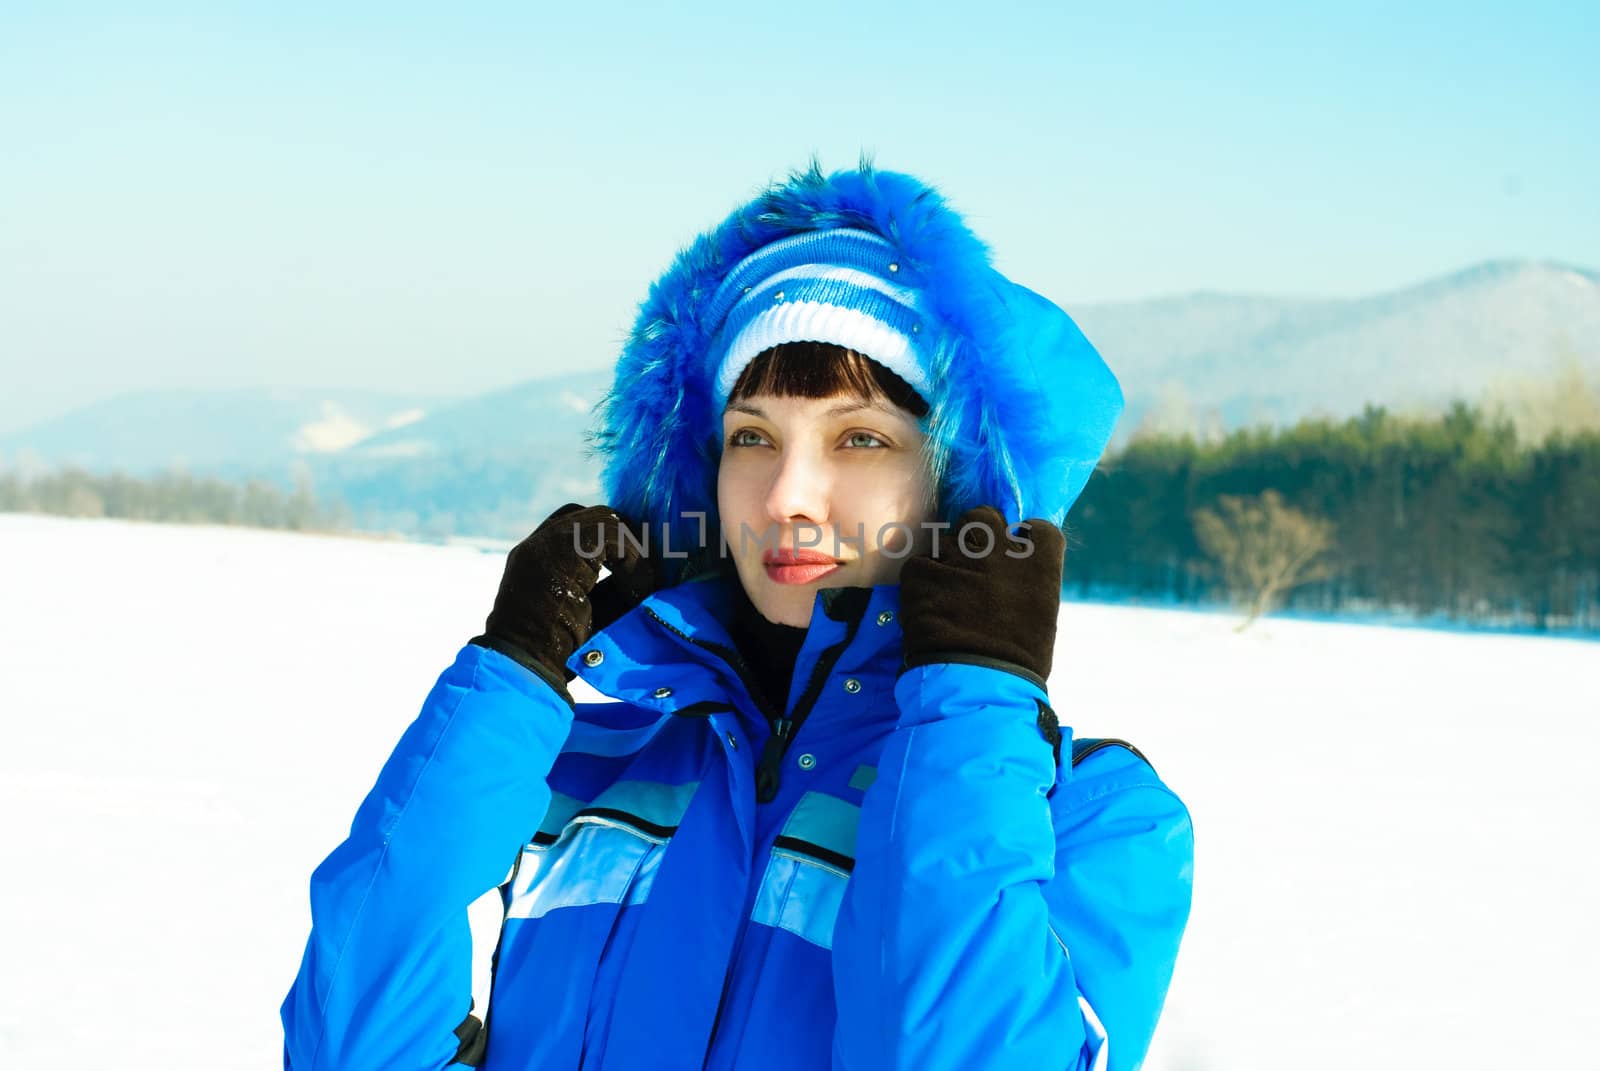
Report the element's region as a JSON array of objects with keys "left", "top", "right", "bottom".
[{"left": 1, "top": 1, "right": 1595, "bottom": 433}]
